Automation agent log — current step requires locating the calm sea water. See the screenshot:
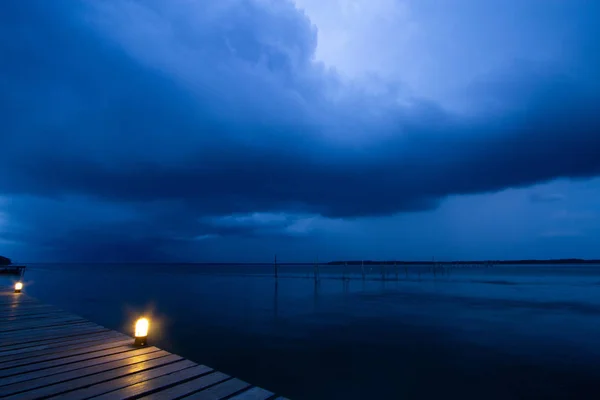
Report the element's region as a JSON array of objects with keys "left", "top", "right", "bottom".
[{"left": 4, "top": 263, "right": 600, "bottom": 399}]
